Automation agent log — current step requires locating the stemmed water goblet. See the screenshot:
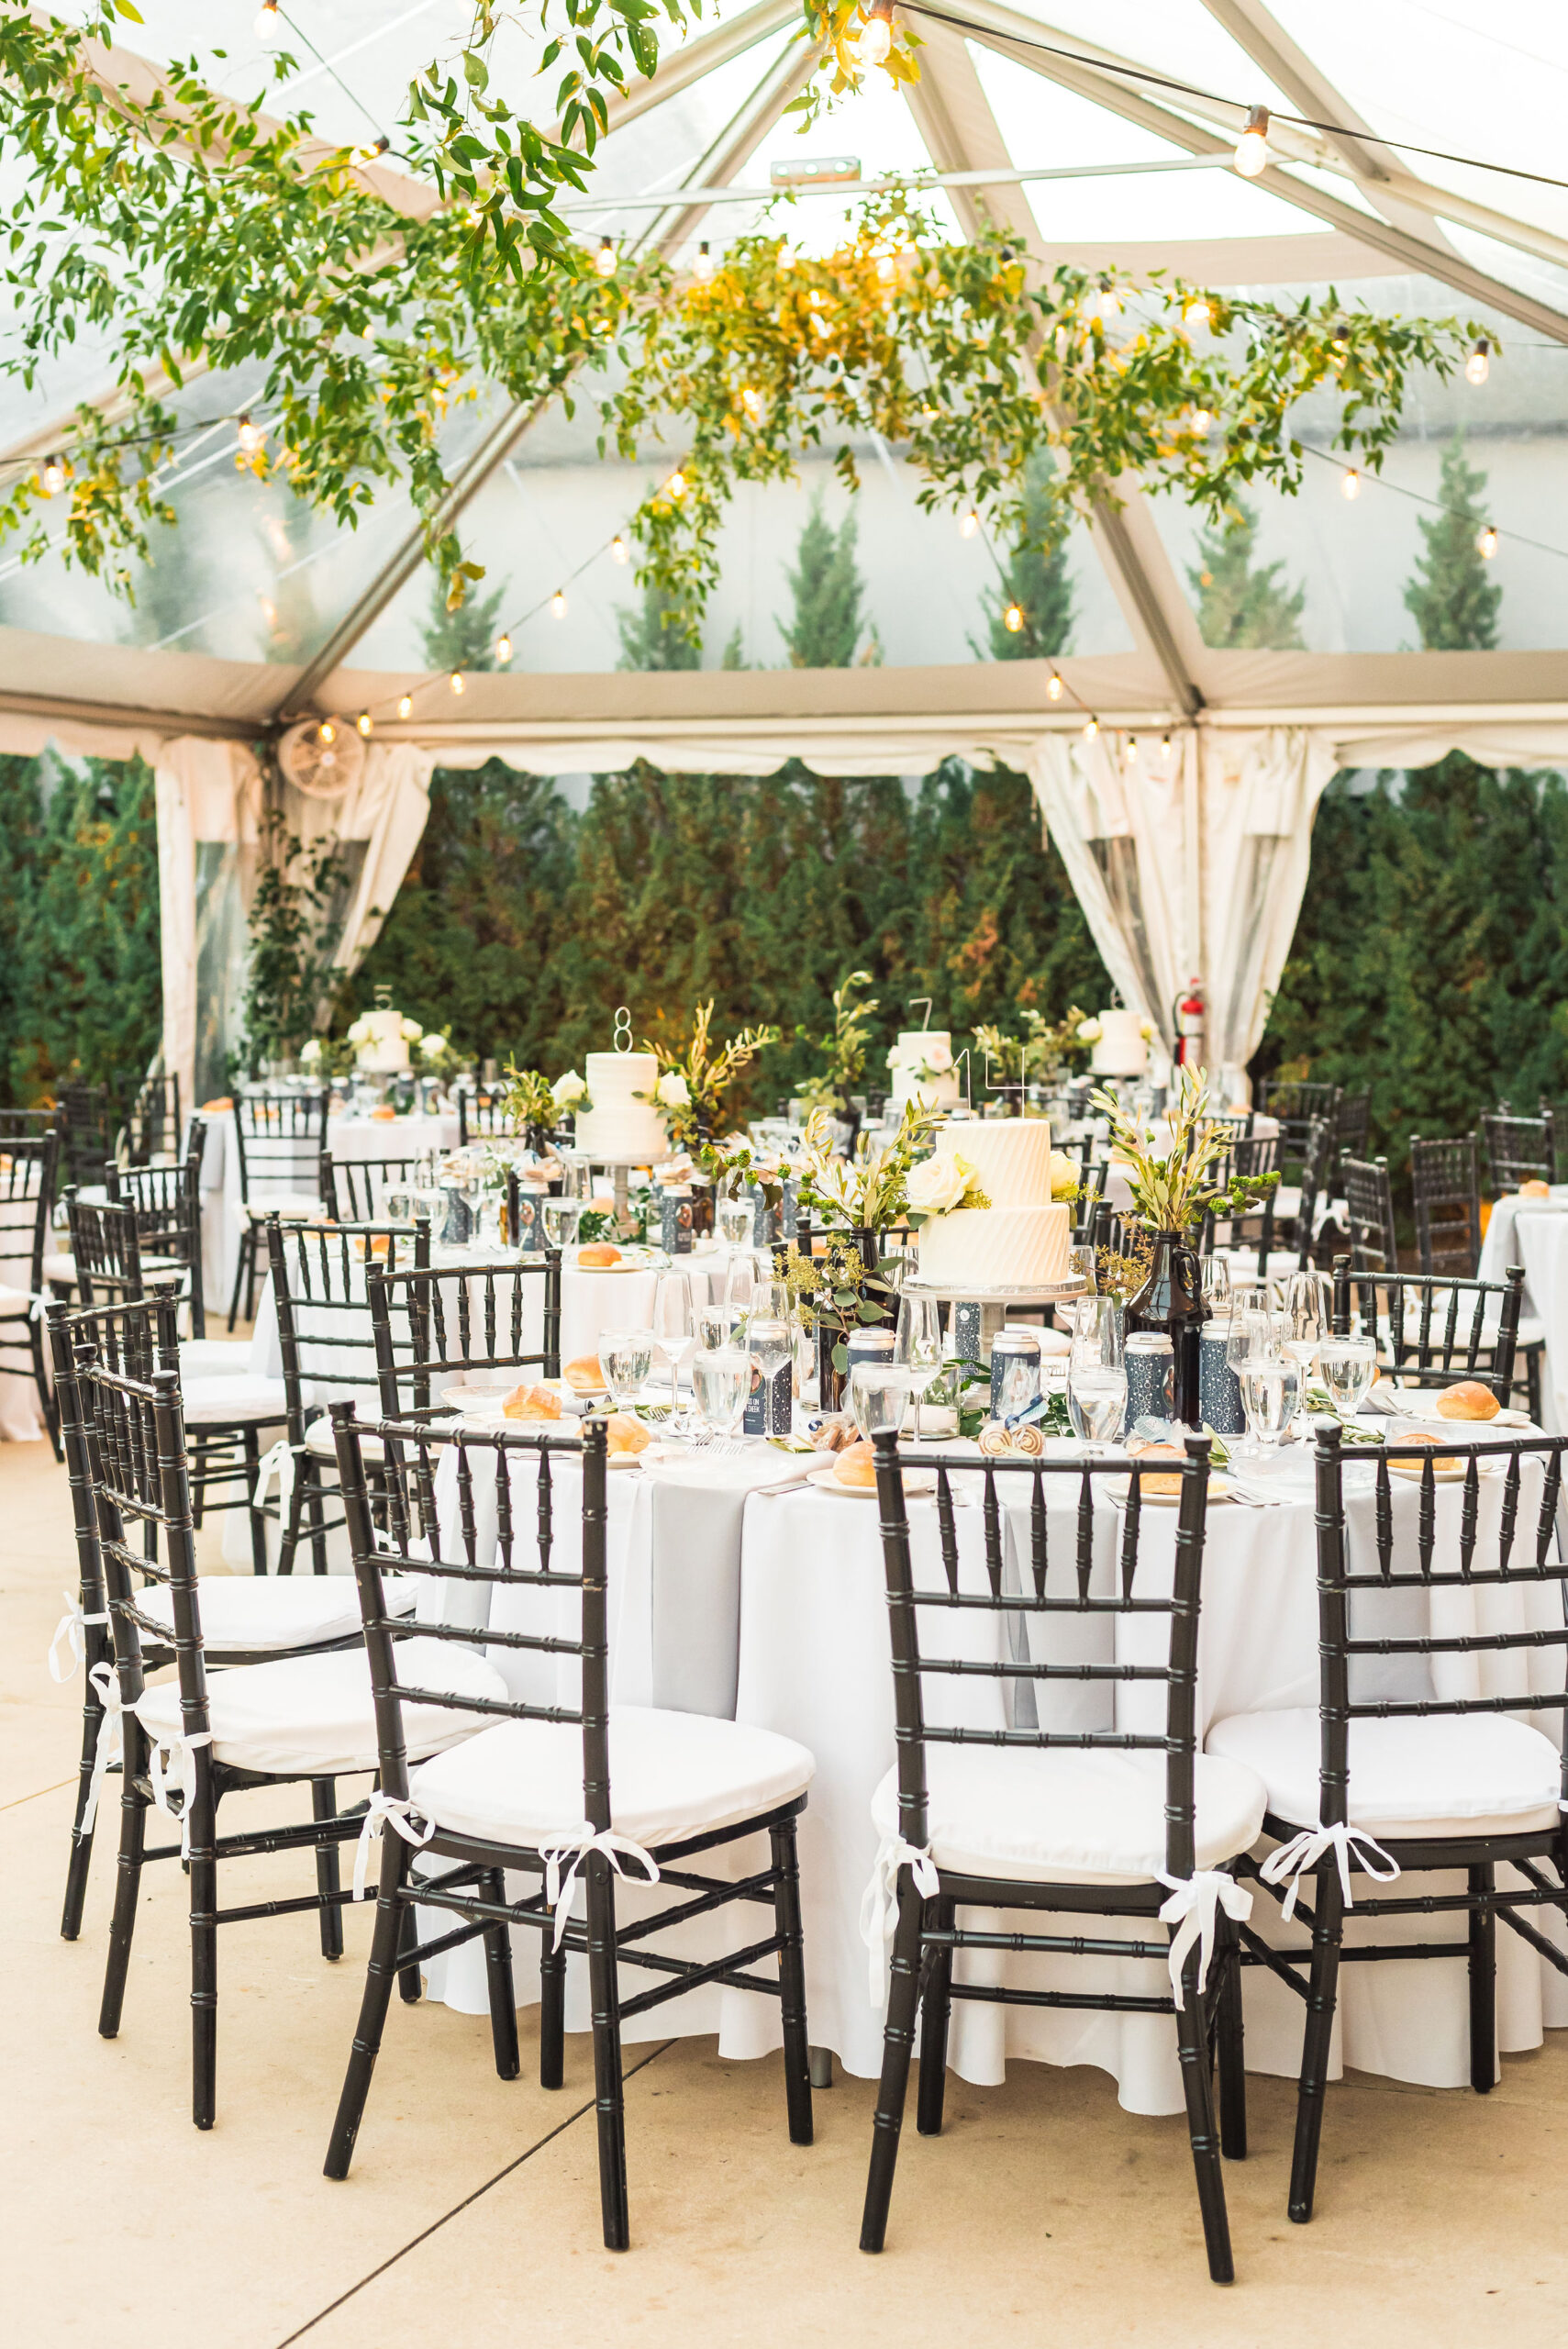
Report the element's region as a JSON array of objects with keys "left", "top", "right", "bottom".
[
  {"left": 650, "top": 1268, "right": 695, "bottom": 1401},
  {"left": 894, "top": 1289, "right": 943, "bottom": 1443},
  {"left": 1066, "top": 1296, "right": 1127, "bottom": 1453}
]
